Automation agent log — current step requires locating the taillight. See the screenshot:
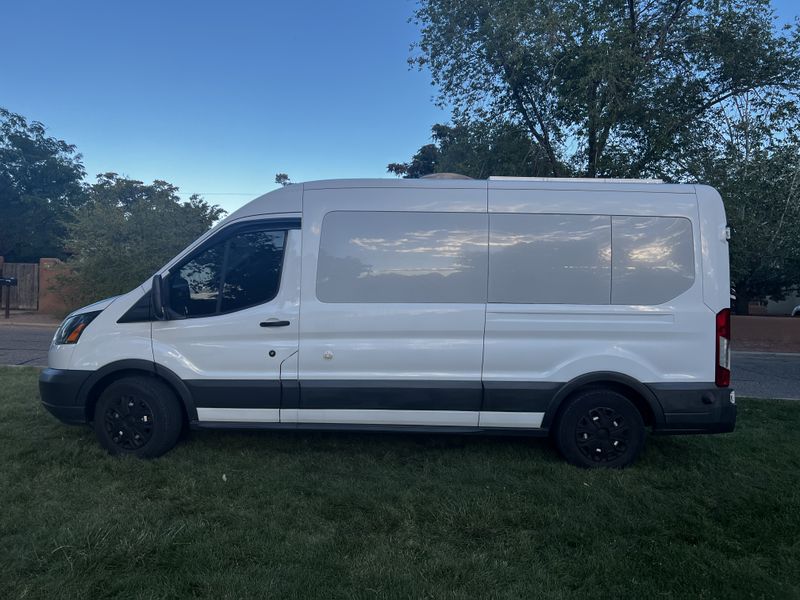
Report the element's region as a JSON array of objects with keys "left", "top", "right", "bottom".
[{"left": 715, "top": 308, "right": 731, "bottom": 387}]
